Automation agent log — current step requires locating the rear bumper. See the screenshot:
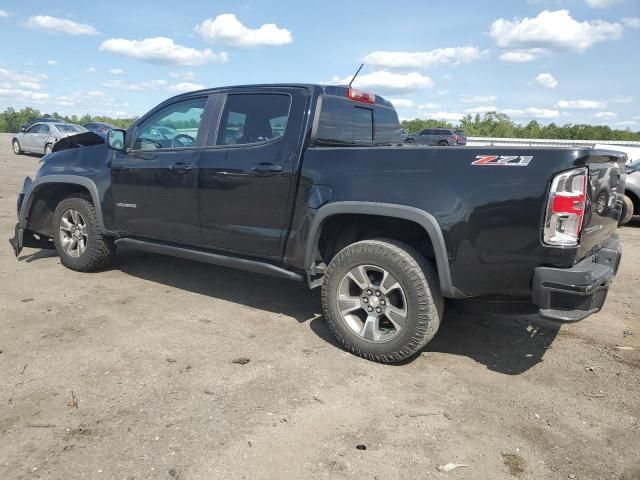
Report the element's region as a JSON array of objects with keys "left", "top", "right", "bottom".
[{"left": 532, "top": 235, "right": 621, "bottom": 322}]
